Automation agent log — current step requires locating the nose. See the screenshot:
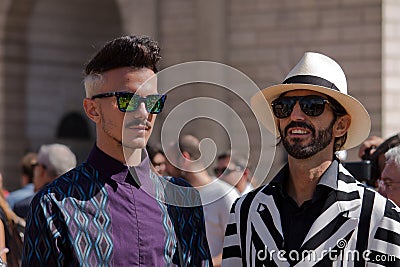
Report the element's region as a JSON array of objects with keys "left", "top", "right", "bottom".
[
  {"left": 136, "top": 102, "right": 150, "bottom": 118},
  {"left": 290, "top": 102, "right": 306, "bottom": 121}
]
